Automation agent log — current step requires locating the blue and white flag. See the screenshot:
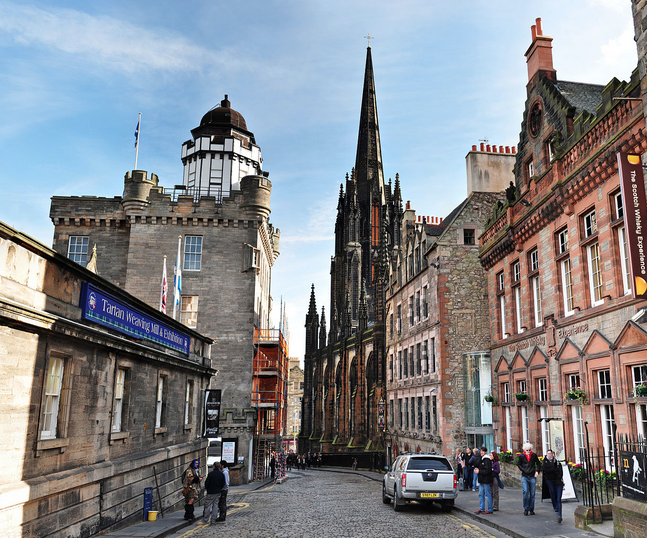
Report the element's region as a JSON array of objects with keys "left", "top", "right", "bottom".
[
  {"left": 134, "top": 119, "right": 140, "bottom": 148},
  {"left": 172, "top": 236, "right": 182, "bottom": 320}
]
